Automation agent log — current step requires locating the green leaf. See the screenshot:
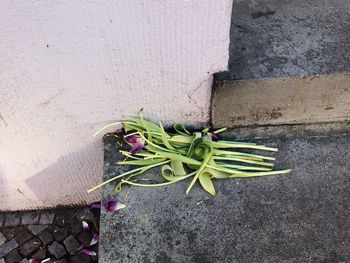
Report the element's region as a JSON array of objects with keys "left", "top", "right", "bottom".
[
  {"left": 171, "top": 160, "right": 187, "bottom": 176},
  {"left": 156, "top": 151, "right": 201, "bottom": 166},
  {"left": 118, "top": 158, "right": 166, "bottom": 166},
  {"left": 199, "top": 172, "right": 216, "bottom": 196},
  {"left": 173, "top": 123, "right": 191, "bottom": 135}
]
